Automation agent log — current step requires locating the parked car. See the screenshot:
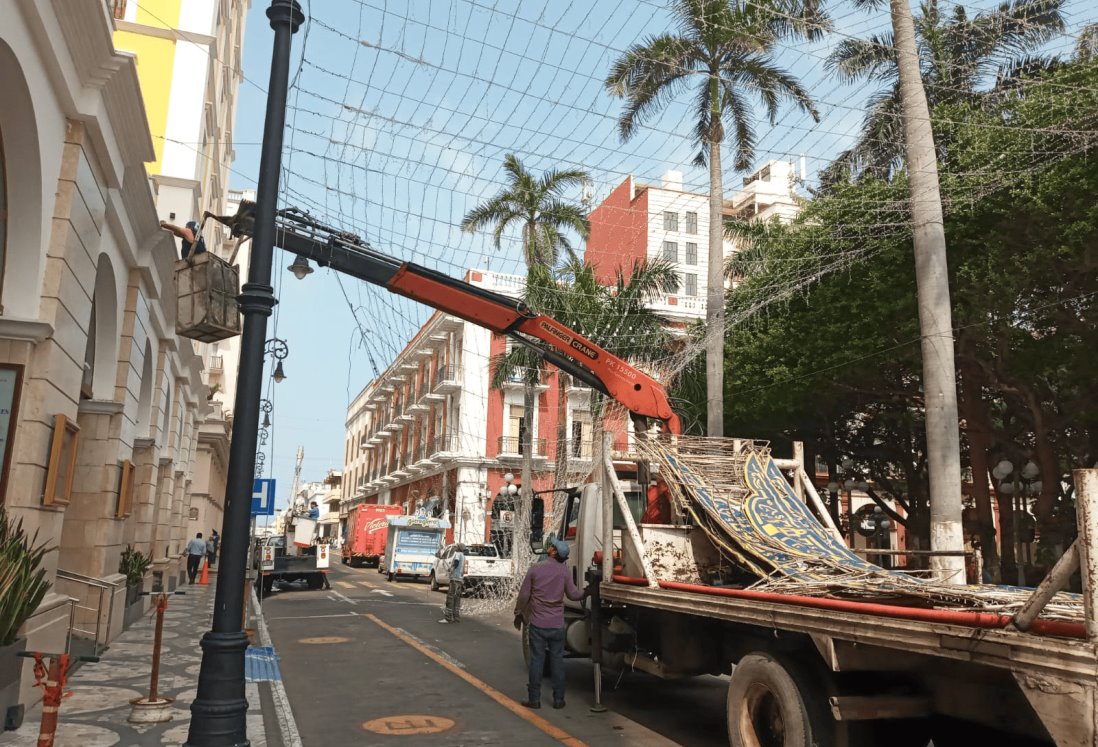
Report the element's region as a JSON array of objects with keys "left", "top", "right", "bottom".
[{"left": 430, "top": 543, "right": 511, "bottom": 593}]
